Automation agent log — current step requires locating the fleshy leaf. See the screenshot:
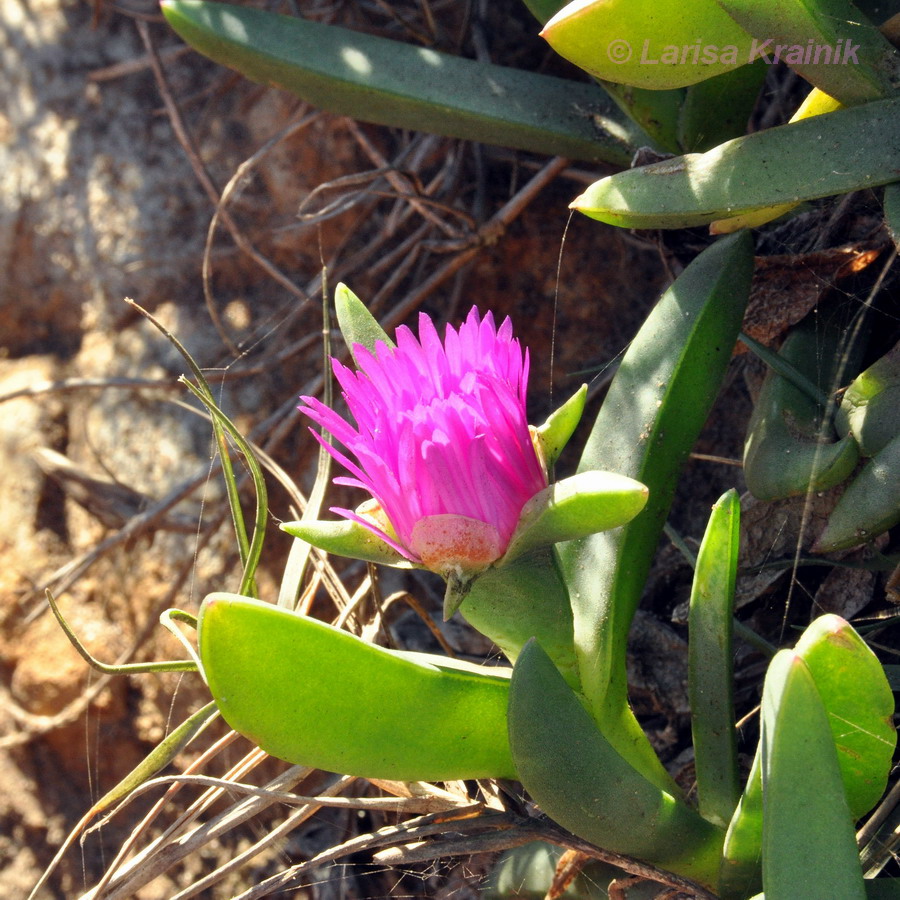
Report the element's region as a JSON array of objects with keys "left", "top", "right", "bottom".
[
  {"left": 814, "top": 433, "right": 900, "bottom": 551},
  {"left": 743, "top": 316, "right": 860, "bottom": 501},
  {"left": 688, "top": 489, "right": 741, "bottom": 829},
  {"left": 719, "top": 750, "right": 763, "bottom": 900},
  {"left": 199, "top": 593, "right": 515, "bottom": 780},
  {"left": 280, "top": 518, "right": 411, "bottom": 567},
  {"left": 793, "top": 615, "right": 897, "bottom": 820},
  {"left": 677, "top": 61, "right": 767, "bottom": 152},
  {"left": 715, "top": 0, "right": 900, "bottom": 105},
  {"left": 720, "top": 616, "right": 897, "bottom": 898},
  {"left": 836, "top": 340, "right": 900, "bottom": 457},
  {"left": 161, "top": 0, "right": 646, "bottom": 165},
  {"left": 710, "top": 87, "right": 843, "bottom": 234},
  {"left": 542, "top": 0, "right": 753, "bottom": 89},
  {"left": 335, "top": 283, "right": 392, "bottom": 365},
  {"left": 571, "top": 96, "right": 900, "bottom": 229},
  {"left": 555, "top": 231, "right": 753, "bottom": 791},
  {"left": 508, "top": 639, "right": 724, "bottom": 889},
  {"left": 760, "top": 651, "right": 866, "bottom": 899},
  {"left": 500, "top": 470, "right": 649, "bottom": 565}
]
